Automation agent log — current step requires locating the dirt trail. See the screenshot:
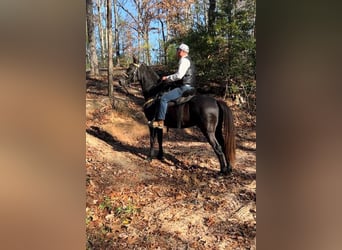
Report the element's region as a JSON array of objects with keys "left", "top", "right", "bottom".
[{"left": 86, "top": 79, "right": 256, "bottom": 249}]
